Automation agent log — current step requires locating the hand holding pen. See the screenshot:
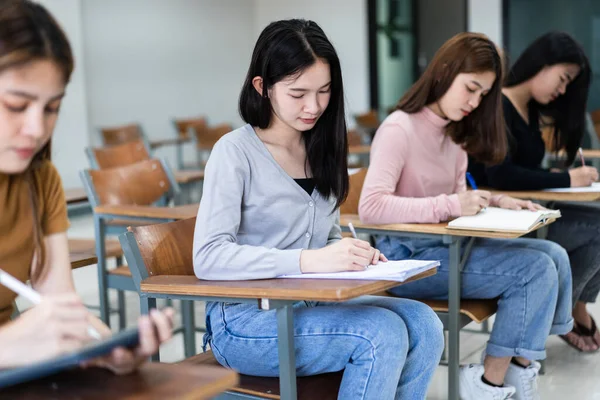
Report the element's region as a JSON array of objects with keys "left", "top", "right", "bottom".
[
  {"left": 459, "top": 172, "right": 491, "bottom": 215},
  {"left": 569, "top": 149, "right": 599, "bottom": 187}
]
